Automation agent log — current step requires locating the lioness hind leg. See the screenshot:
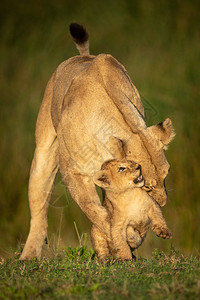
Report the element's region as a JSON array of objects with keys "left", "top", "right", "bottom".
[
  {"left": 20, "top": 138, "right": 59, "bottom": 260},
  {"left": 20, "top": 73, "right": 59, "bottom": 260},
  {"left": 91, "top": 225, "right": 110, "bottom": 260}
]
